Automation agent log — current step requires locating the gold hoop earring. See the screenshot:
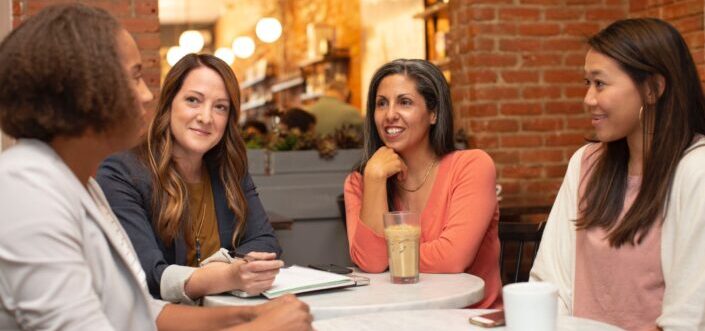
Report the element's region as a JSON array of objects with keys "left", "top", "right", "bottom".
[{"left": 639, "top": 106, "right": 644, "bottom": 122}]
